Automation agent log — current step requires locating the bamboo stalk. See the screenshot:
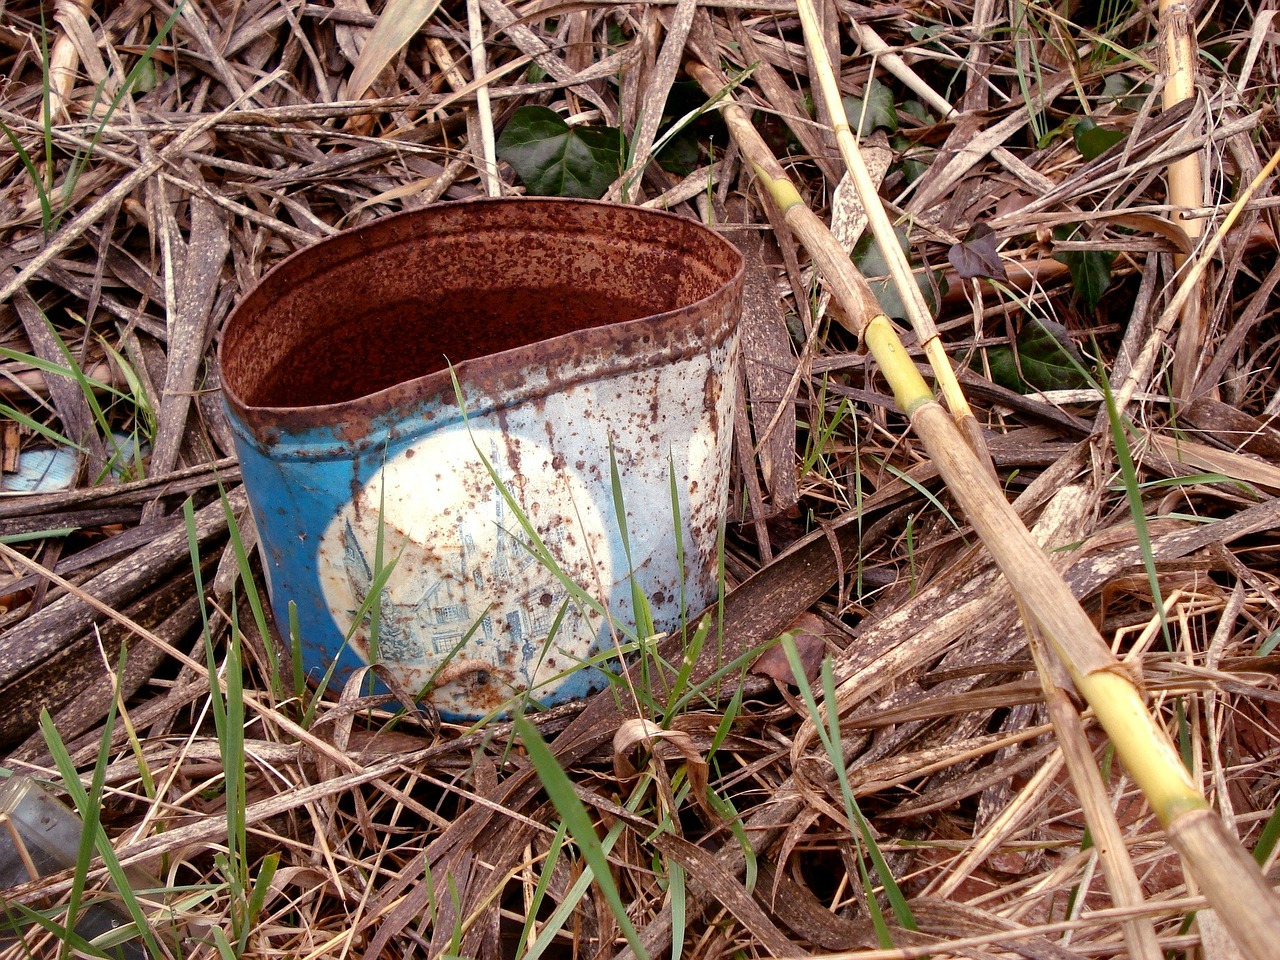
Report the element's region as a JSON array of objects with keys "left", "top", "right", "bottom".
[
  {"left": 794, "top": 0, "right": 996, "bottom": 479},
  {"left": 1159, "top": 0, "right": 1207, "bottom": 398},
  {"left": 687, "top": 58, "right": 1280, "bottom": 959}
]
